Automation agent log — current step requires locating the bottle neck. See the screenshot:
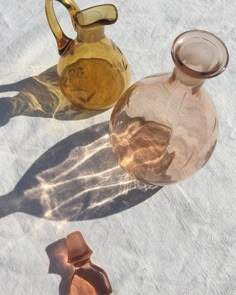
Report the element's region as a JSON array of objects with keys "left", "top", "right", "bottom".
[
  {"left": 77, "top": 26, "right": 105, "bottom": 42},
  {"left": 172, "top": 67, "right": 205, "bottom": 89}
]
